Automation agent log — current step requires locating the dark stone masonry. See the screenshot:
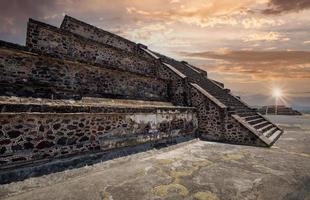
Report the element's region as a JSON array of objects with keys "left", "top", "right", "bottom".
[{"left": 0, "top": 15, "right": 283, "bottom": 183}]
